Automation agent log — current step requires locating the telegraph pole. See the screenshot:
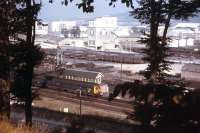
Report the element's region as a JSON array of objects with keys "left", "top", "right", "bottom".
[
  {"left": 79, "top": 88, "right": 82, "bottom": 117},
  {"left": 120, "top": 46, "right": 123, "bottom": 79}
]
